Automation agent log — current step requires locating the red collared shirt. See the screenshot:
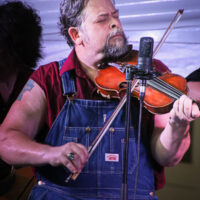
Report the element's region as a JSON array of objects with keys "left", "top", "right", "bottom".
[{"left": 60, "top": 49, "right": 101, "bottom": 99}]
